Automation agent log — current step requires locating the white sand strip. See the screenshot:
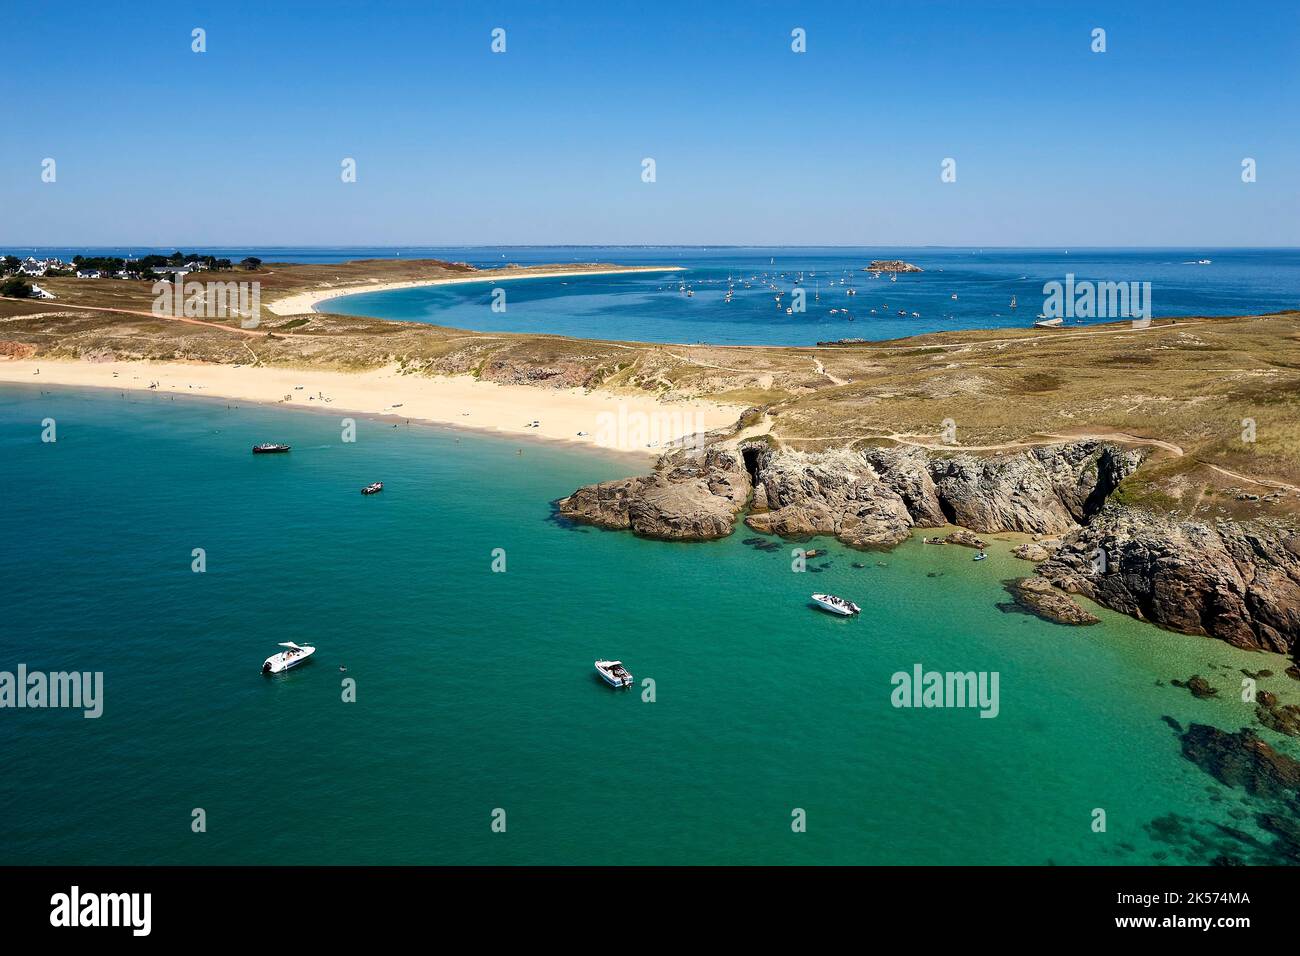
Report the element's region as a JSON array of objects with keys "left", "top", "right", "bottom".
[{"left": 0, "top": 359, "right": 741, "bottom": 457}]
